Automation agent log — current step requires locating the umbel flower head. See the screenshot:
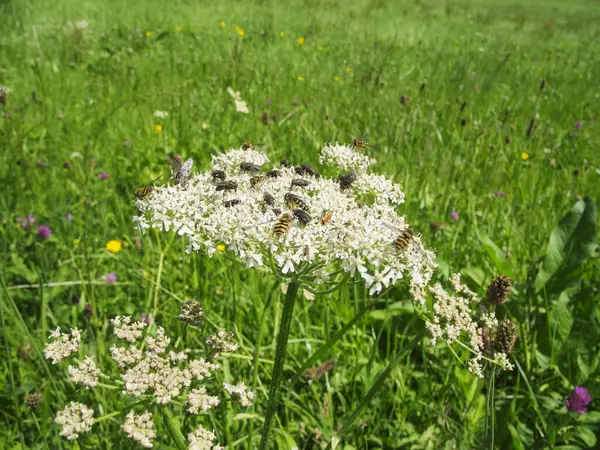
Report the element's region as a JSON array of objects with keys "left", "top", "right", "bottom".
[
  {"left": 179, "top": 300, "right": 205, "bottom": 326},
  {"left": 133, "top": 143, "right": 436, "bottom": 300},
  {"left": 426, "top": 274, "right": 513, "bottom": 377},
  {"left": 55, "top": 402, "right": 94, "bottom": 440}
]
